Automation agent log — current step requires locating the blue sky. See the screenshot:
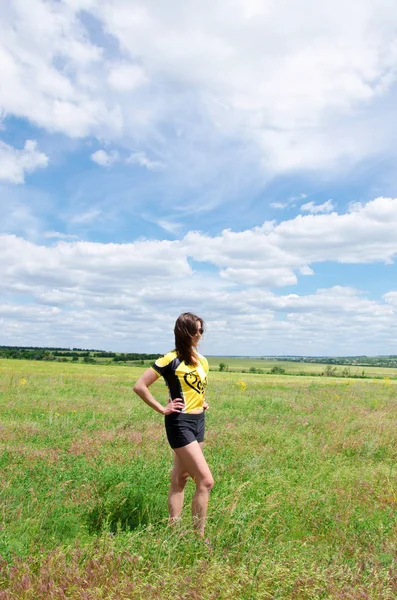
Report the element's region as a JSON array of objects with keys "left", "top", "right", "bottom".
[{"left": 1, "top": 0, "right": 397, "bottom": 356}]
